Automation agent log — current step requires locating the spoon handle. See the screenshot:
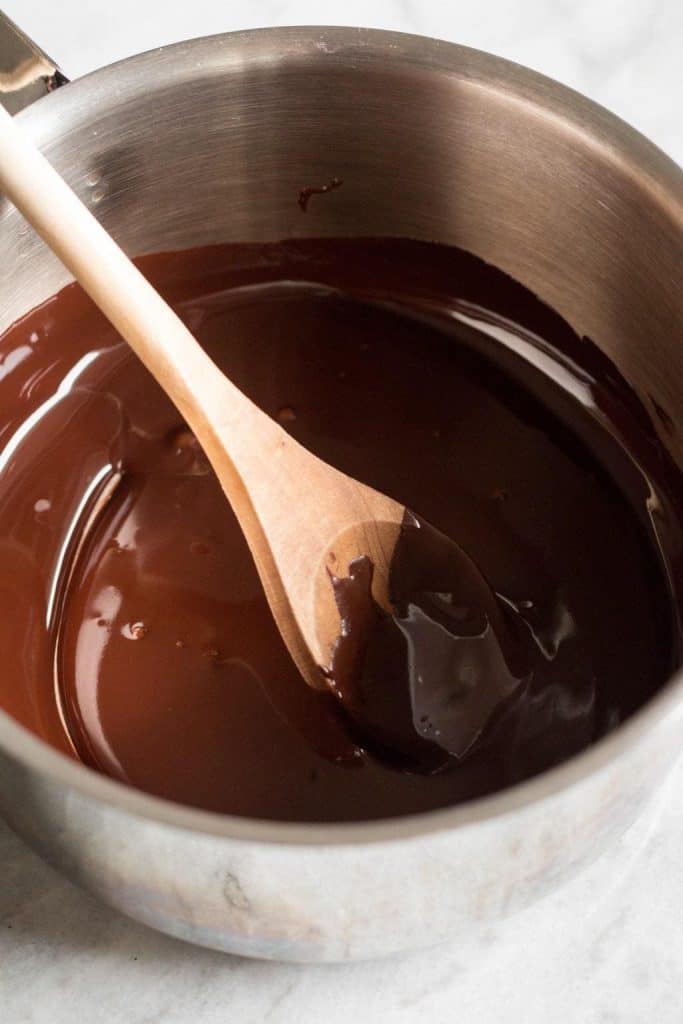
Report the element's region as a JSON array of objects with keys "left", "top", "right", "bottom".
[{"left": 0, "top": 102, "right": 329, "bottom": 685}]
